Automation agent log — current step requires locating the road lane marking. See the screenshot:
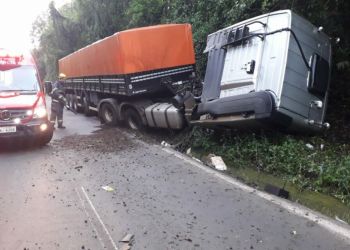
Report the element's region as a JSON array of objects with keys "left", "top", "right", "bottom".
[
  {"left": 80, "top": 186, "right": 119, "bottom": 250},
  {"left": 75, "top": 188, "right": 106, "bottom": 249},
  {"left": 162, "top": 147, "right": 350, "bottom": 243}
]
